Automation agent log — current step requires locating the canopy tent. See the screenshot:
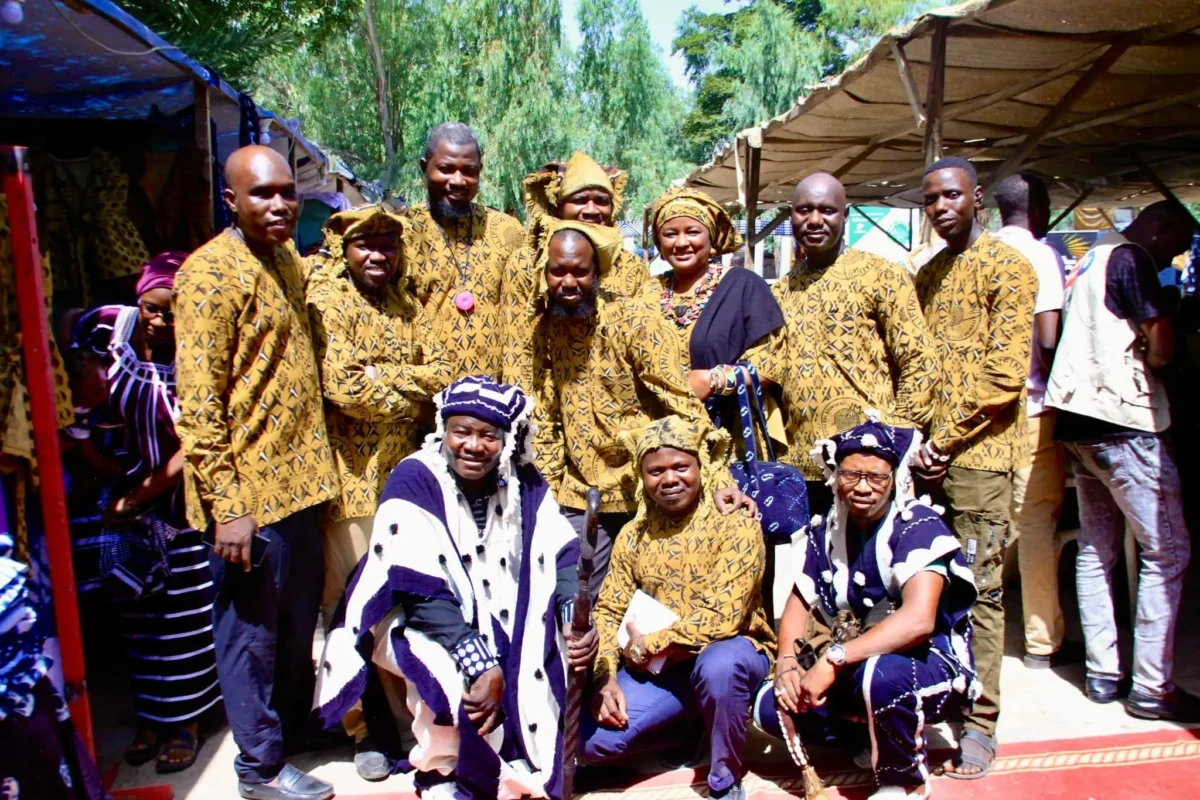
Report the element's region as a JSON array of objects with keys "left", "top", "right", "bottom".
[
  {"left": 0, "top": 2, "right": 364, "bottom": 780},
  {"left": 684, "top": 0, "right": 1200, "bottom": 245},
  {"left": 0, "top": 0, "right": 365, "bottom": 200}
]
